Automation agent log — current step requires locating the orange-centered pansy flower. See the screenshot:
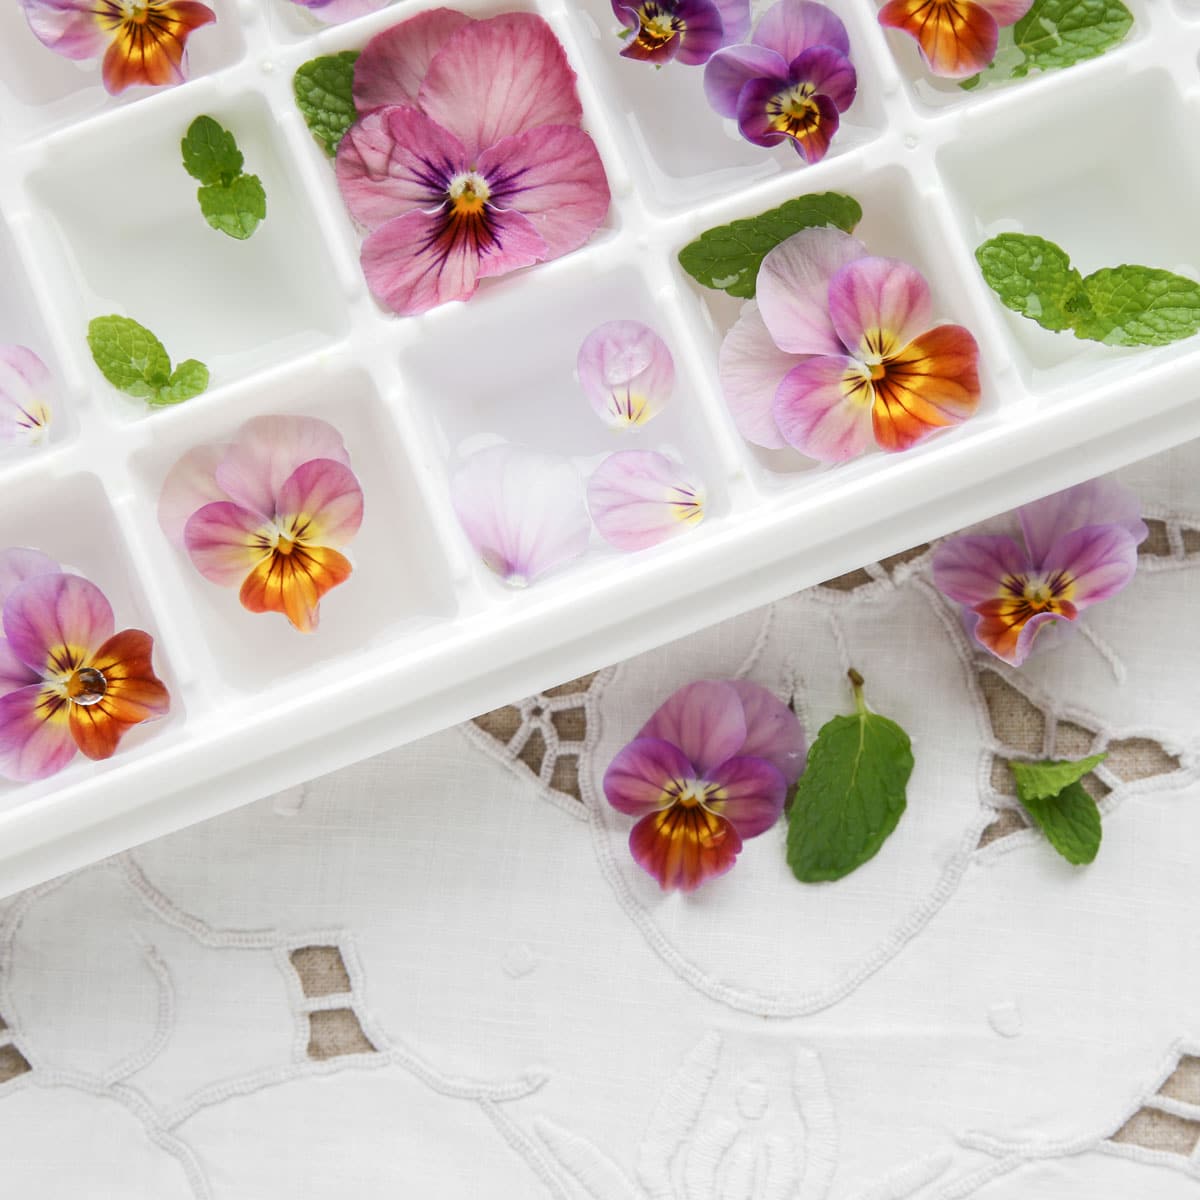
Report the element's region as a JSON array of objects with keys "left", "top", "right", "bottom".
[
  {"left": 878, "top": 0, "right": 1032, "bottom": 79},
  {"left": 19, "top": 0, "right": 217, "bottom": 95}
]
